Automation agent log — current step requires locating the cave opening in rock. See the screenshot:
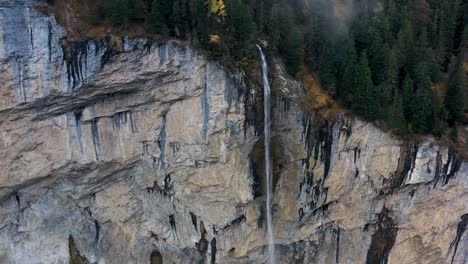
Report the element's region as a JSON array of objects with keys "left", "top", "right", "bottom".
[{"left": 150, "top": 250, "right": 163, "bottom": 264}]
